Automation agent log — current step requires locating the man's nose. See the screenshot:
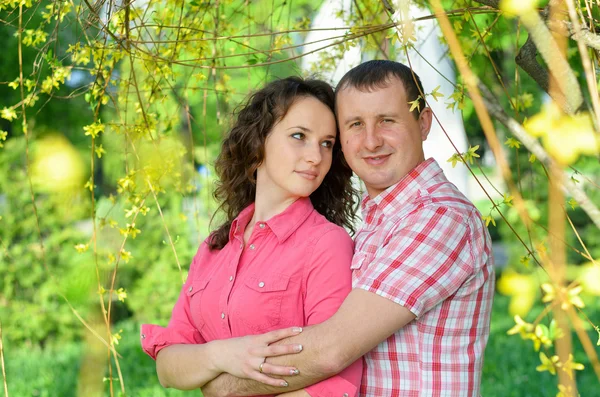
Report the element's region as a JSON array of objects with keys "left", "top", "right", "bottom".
[{"left": 363, "top": 125, "right": 383, "bottom": 151}]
